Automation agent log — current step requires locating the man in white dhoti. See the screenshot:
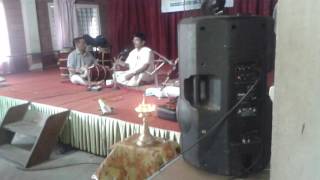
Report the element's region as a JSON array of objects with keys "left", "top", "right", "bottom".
[{"left": 113, "top": 33, "right": 154, "bottom": 87}]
